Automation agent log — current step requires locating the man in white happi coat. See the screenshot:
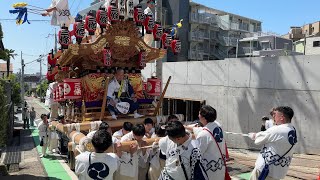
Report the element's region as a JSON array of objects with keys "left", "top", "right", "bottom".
[
  {"left": 75, "top": 130, "right": 121, "bottom": 180},
  {"left": 159, "top": 121, "right": 208, "bottom": 180},
  {"left": 41, "top": 0, "right": 74, "bottom": 27},
  {"left": 87, "top": 122, "right": 119, "bottom": 145},
  {"left": 248, "top": 106, "right": 297, "bottom": 180},
  {"left": 186, "top": 105, "right": 228, "bottom": 180},
  {"left": 113, "top": 121, "right": 133, "bottom": 139},
  {"left": 107, "top": 68, "right": 144, "bottom": 119},
  {"left": 44, "top": 82, "right": 59, "bottom": 120},
  {"left": 38, "top": 114, "right": 49, "bottom": 158},
  {"left": 114, "top": 124, "right": 147, "bottom": 180},
  {"left": 148, "top": 115, "right": 179, "bottom": 180}
]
